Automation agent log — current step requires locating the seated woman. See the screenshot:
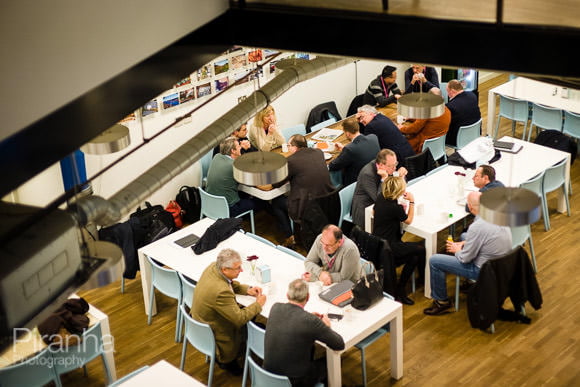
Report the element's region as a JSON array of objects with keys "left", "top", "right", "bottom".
[
  {"left": 372, "top": 176, "right": 425, "bottom": 305},
  {"left": 249, "top": 105, "right": 285, "bottom": 151}
]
